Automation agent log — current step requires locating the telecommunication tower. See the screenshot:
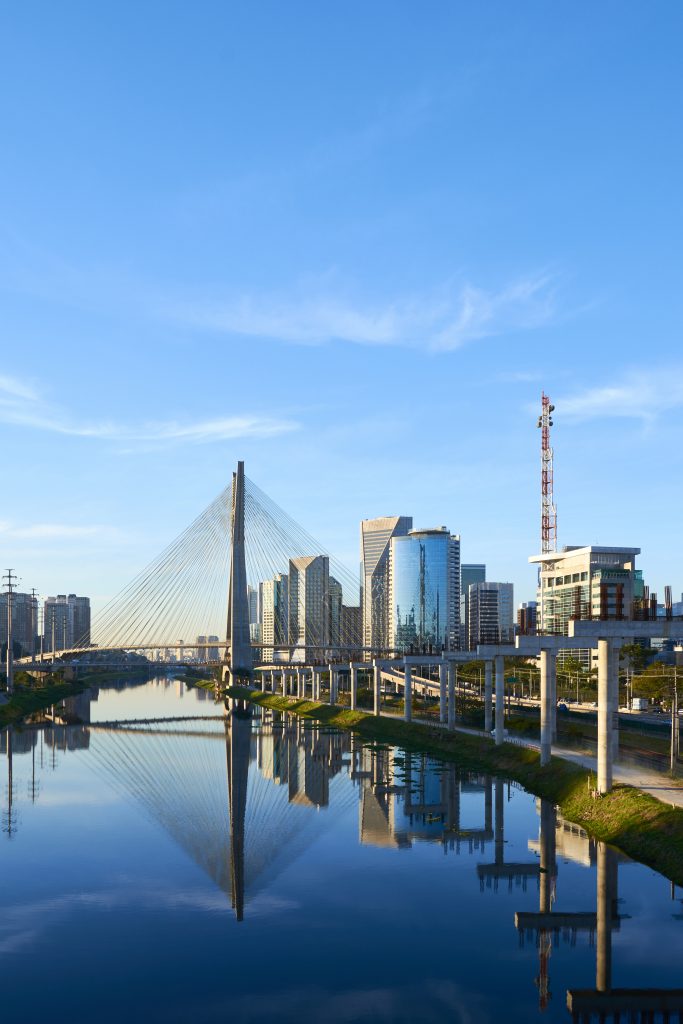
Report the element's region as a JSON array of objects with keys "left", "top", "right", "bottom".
[{"left": 537, "top": 394, "right": 557, "bottom": 554}]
